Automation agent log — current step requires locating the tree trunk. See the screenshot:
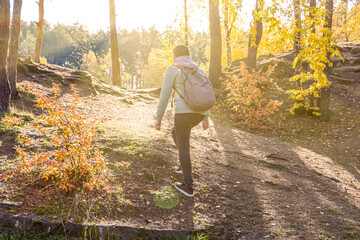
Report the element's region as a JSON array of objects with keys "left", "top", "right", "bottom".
[
  {"left": 132, "top": 75, "right": 134, "bottom": 90},
  {"left": 209, "top": 0, "right": 222, "bottom": 88},
  {"left": 8, "top": 0, "right": 22, "bottom": 97},
  {"left": 225, "top": 28, "right": 231, "bottom": 67},
  {"left": 293, "top": 0, "right": 306, "bottom": 115},
  {"left": 319, "top": 87, "right": 330, "bottom": 121},
  {"left": 307, "top": 0, "right": 316, "bottom": 115},
  {"left": 325, "top": 0, "right": 333, "bottom": 29},
  {"left": 343, "top": 0, "right": 349, "bottom": 42},
  {"left": 109, "top": 0, "right": 121, "bottom": 87},
  {"left": 310, "top": 0, "right": 316, "bottom": 28},
  {"left": 184, "top": 0, "right": 189, "bottom": 46},
  {"left": 319, "top": 0, "right": 334, "bottom": 121},
  {"left": 223, "top": 2, "right": 232, "bottom": 67},
  {"left": 34, "top": 0, "right": 44, "bottom": 63},
  {"left": 247, "top": 0, "right": 263, "bottom": 69},
  {"left": 0, "top": 0, "right": 11, "bottom": 116},
  {"left": 293, "top": 0, "right": 301, "bottom": 54}
]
